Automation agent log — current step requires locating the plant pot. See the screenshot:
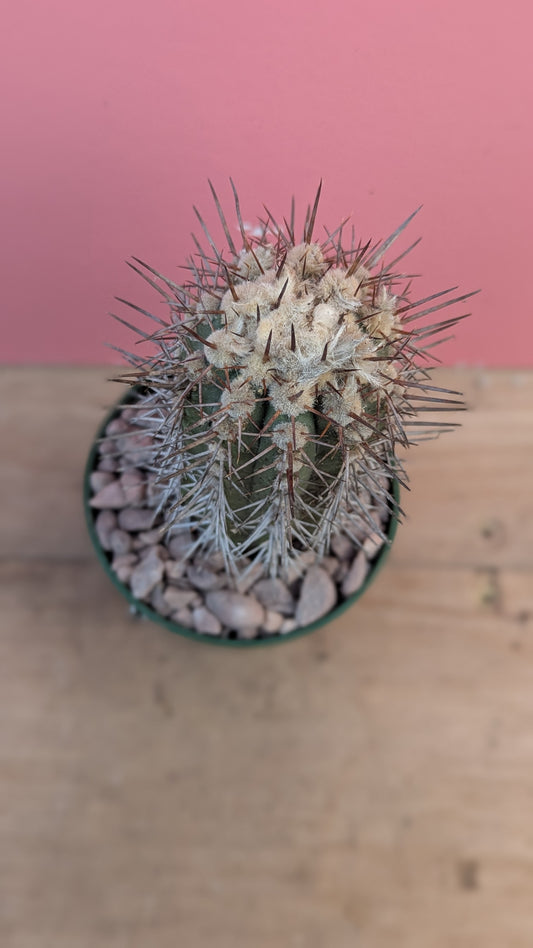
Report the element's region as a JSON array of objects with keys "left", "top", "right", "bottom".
[{"left": 84, "top": 389, "right": 400, "bottom": 647}]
